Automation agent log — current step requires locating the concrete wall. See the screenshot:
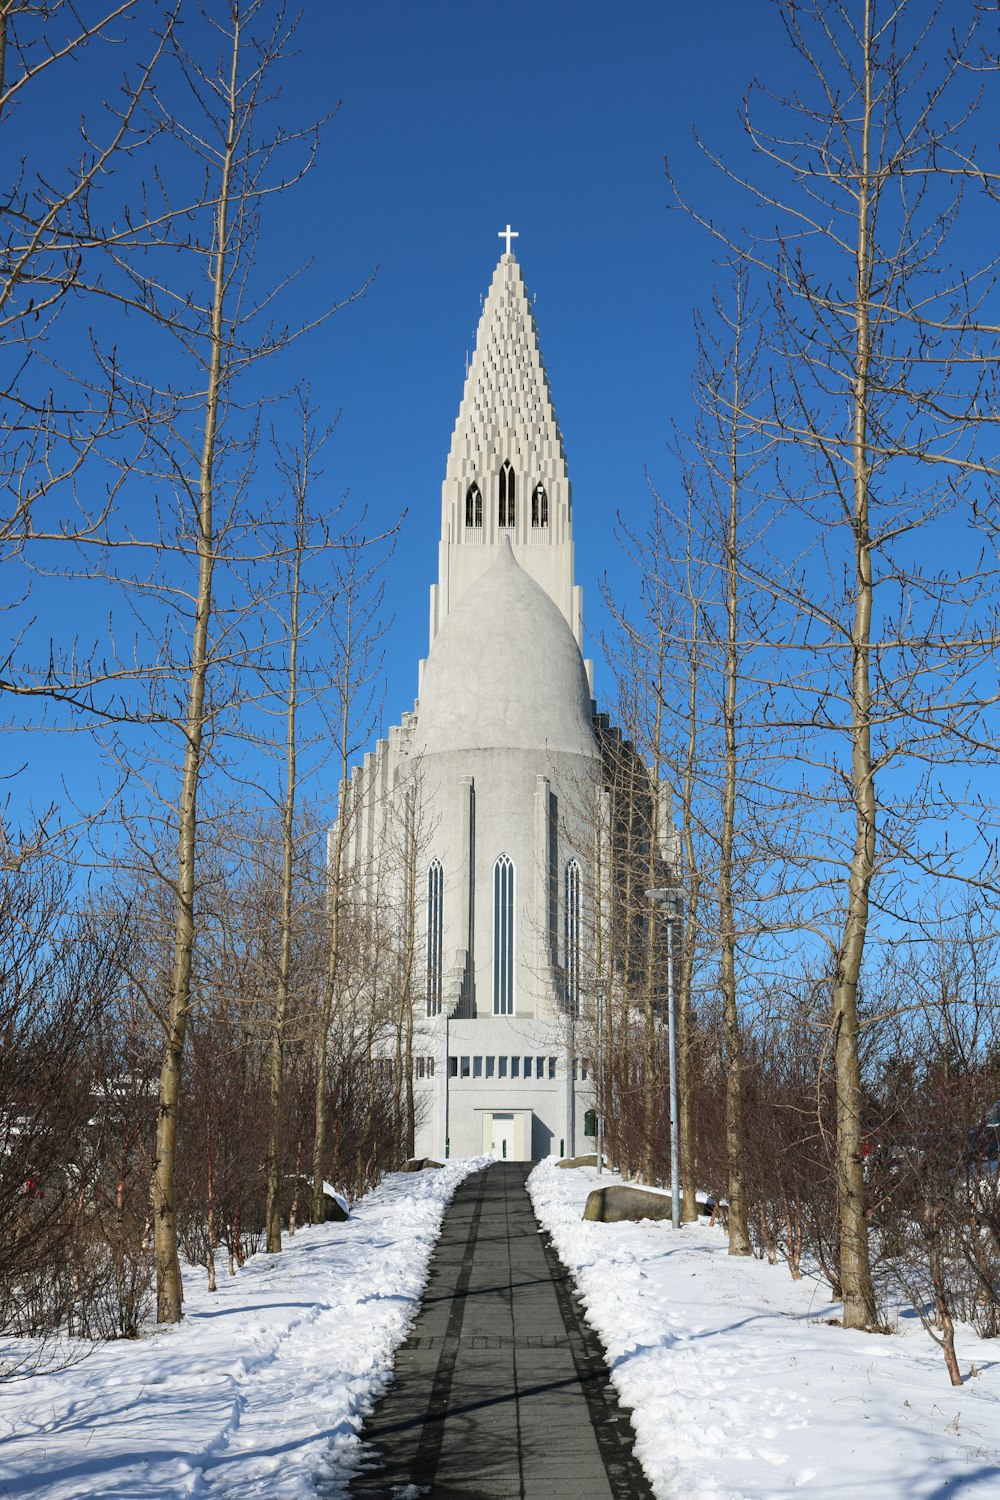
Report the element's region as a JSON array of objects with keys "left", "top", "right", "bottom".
[
  {"left": 414, "top": 746, "right": 599, "bottom": 1024},
  {"left": 411, "top": 1013, "right": 597, "bottom": 1161}
]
